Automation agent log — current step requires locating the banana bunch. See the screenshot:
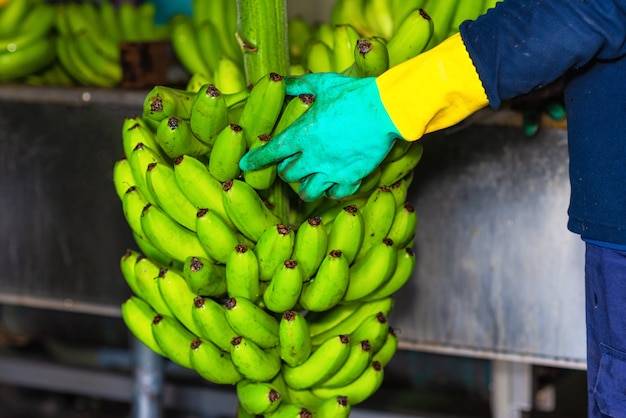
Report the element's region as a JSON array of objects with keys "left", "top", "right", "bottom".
[
  {"left": 53, "top": 1, "right": 170, "bottom": 88},
  {"left": 0, "top": 0, "right": 57, "bottom": 81},
  {"left": 113, "top": 61, "right": 423, "bottom": 414},
  {"left": 169, "top": 0, "right": 244, "bottom": 81}
]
